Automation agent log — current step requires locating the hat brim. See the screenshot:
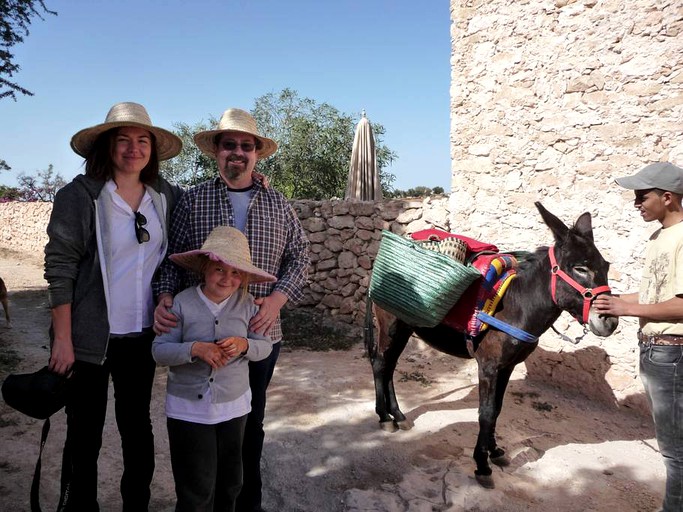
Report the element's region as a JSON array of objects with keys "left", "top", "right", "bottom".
[
  {"left": 614, "top": 176, "right": 652, "bottom": 191},
  {"left": 169, "top": 250, "right": 277, "bottom": 284},
  {"left": 71, "top": 122, "right": 183, "bottom": 161},
  {"left": 193, "top": 129, "right": 278, "bottom": 160}
]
